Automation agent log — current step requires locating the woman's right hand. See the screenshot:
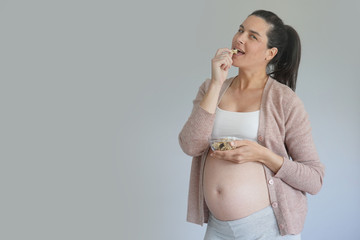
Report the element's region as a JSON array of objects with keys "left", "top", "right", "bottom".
[
  {"left": 199, "top": 48, "right": 234, "bottom": 114},
  {"left": 211, "top": 48, "right": 233, "bottom": 86}
]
